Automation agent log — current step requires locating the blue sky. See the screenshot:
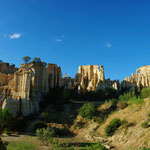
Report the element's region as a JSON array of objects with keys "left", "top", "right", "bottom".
[{"left": 0, "top": 0, "right": 150, "bottom": 81}]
